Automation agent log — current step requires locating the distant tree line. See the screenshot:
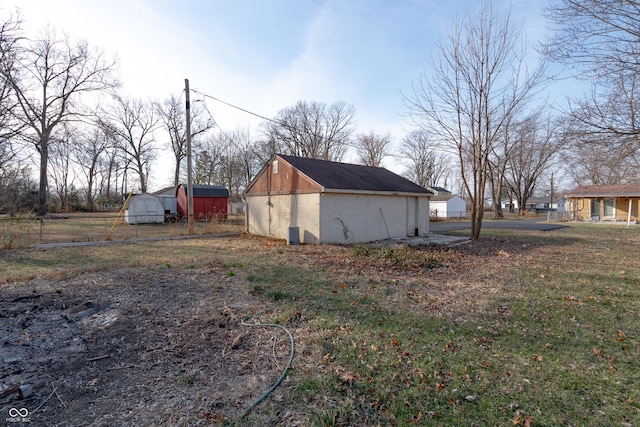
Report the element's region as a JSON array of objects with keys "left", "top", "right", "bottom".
[
  {"left": 2, "top": 1, "right": 634, "bottom": 231},
  {"left": 0, "top": 9, "right": 454, "bottom": 216}
]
